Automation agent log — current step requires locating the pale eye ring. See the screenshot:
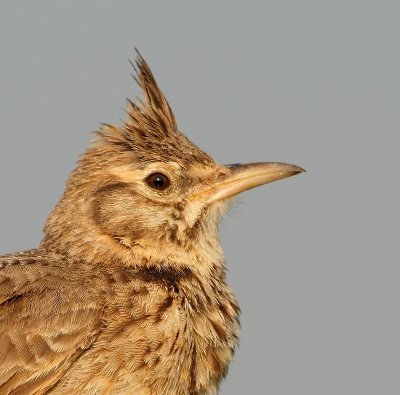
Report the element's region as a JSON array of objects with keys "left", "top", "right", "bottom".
[{"left": 146, "top": 173, "right": 171, "bottom": 190}]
